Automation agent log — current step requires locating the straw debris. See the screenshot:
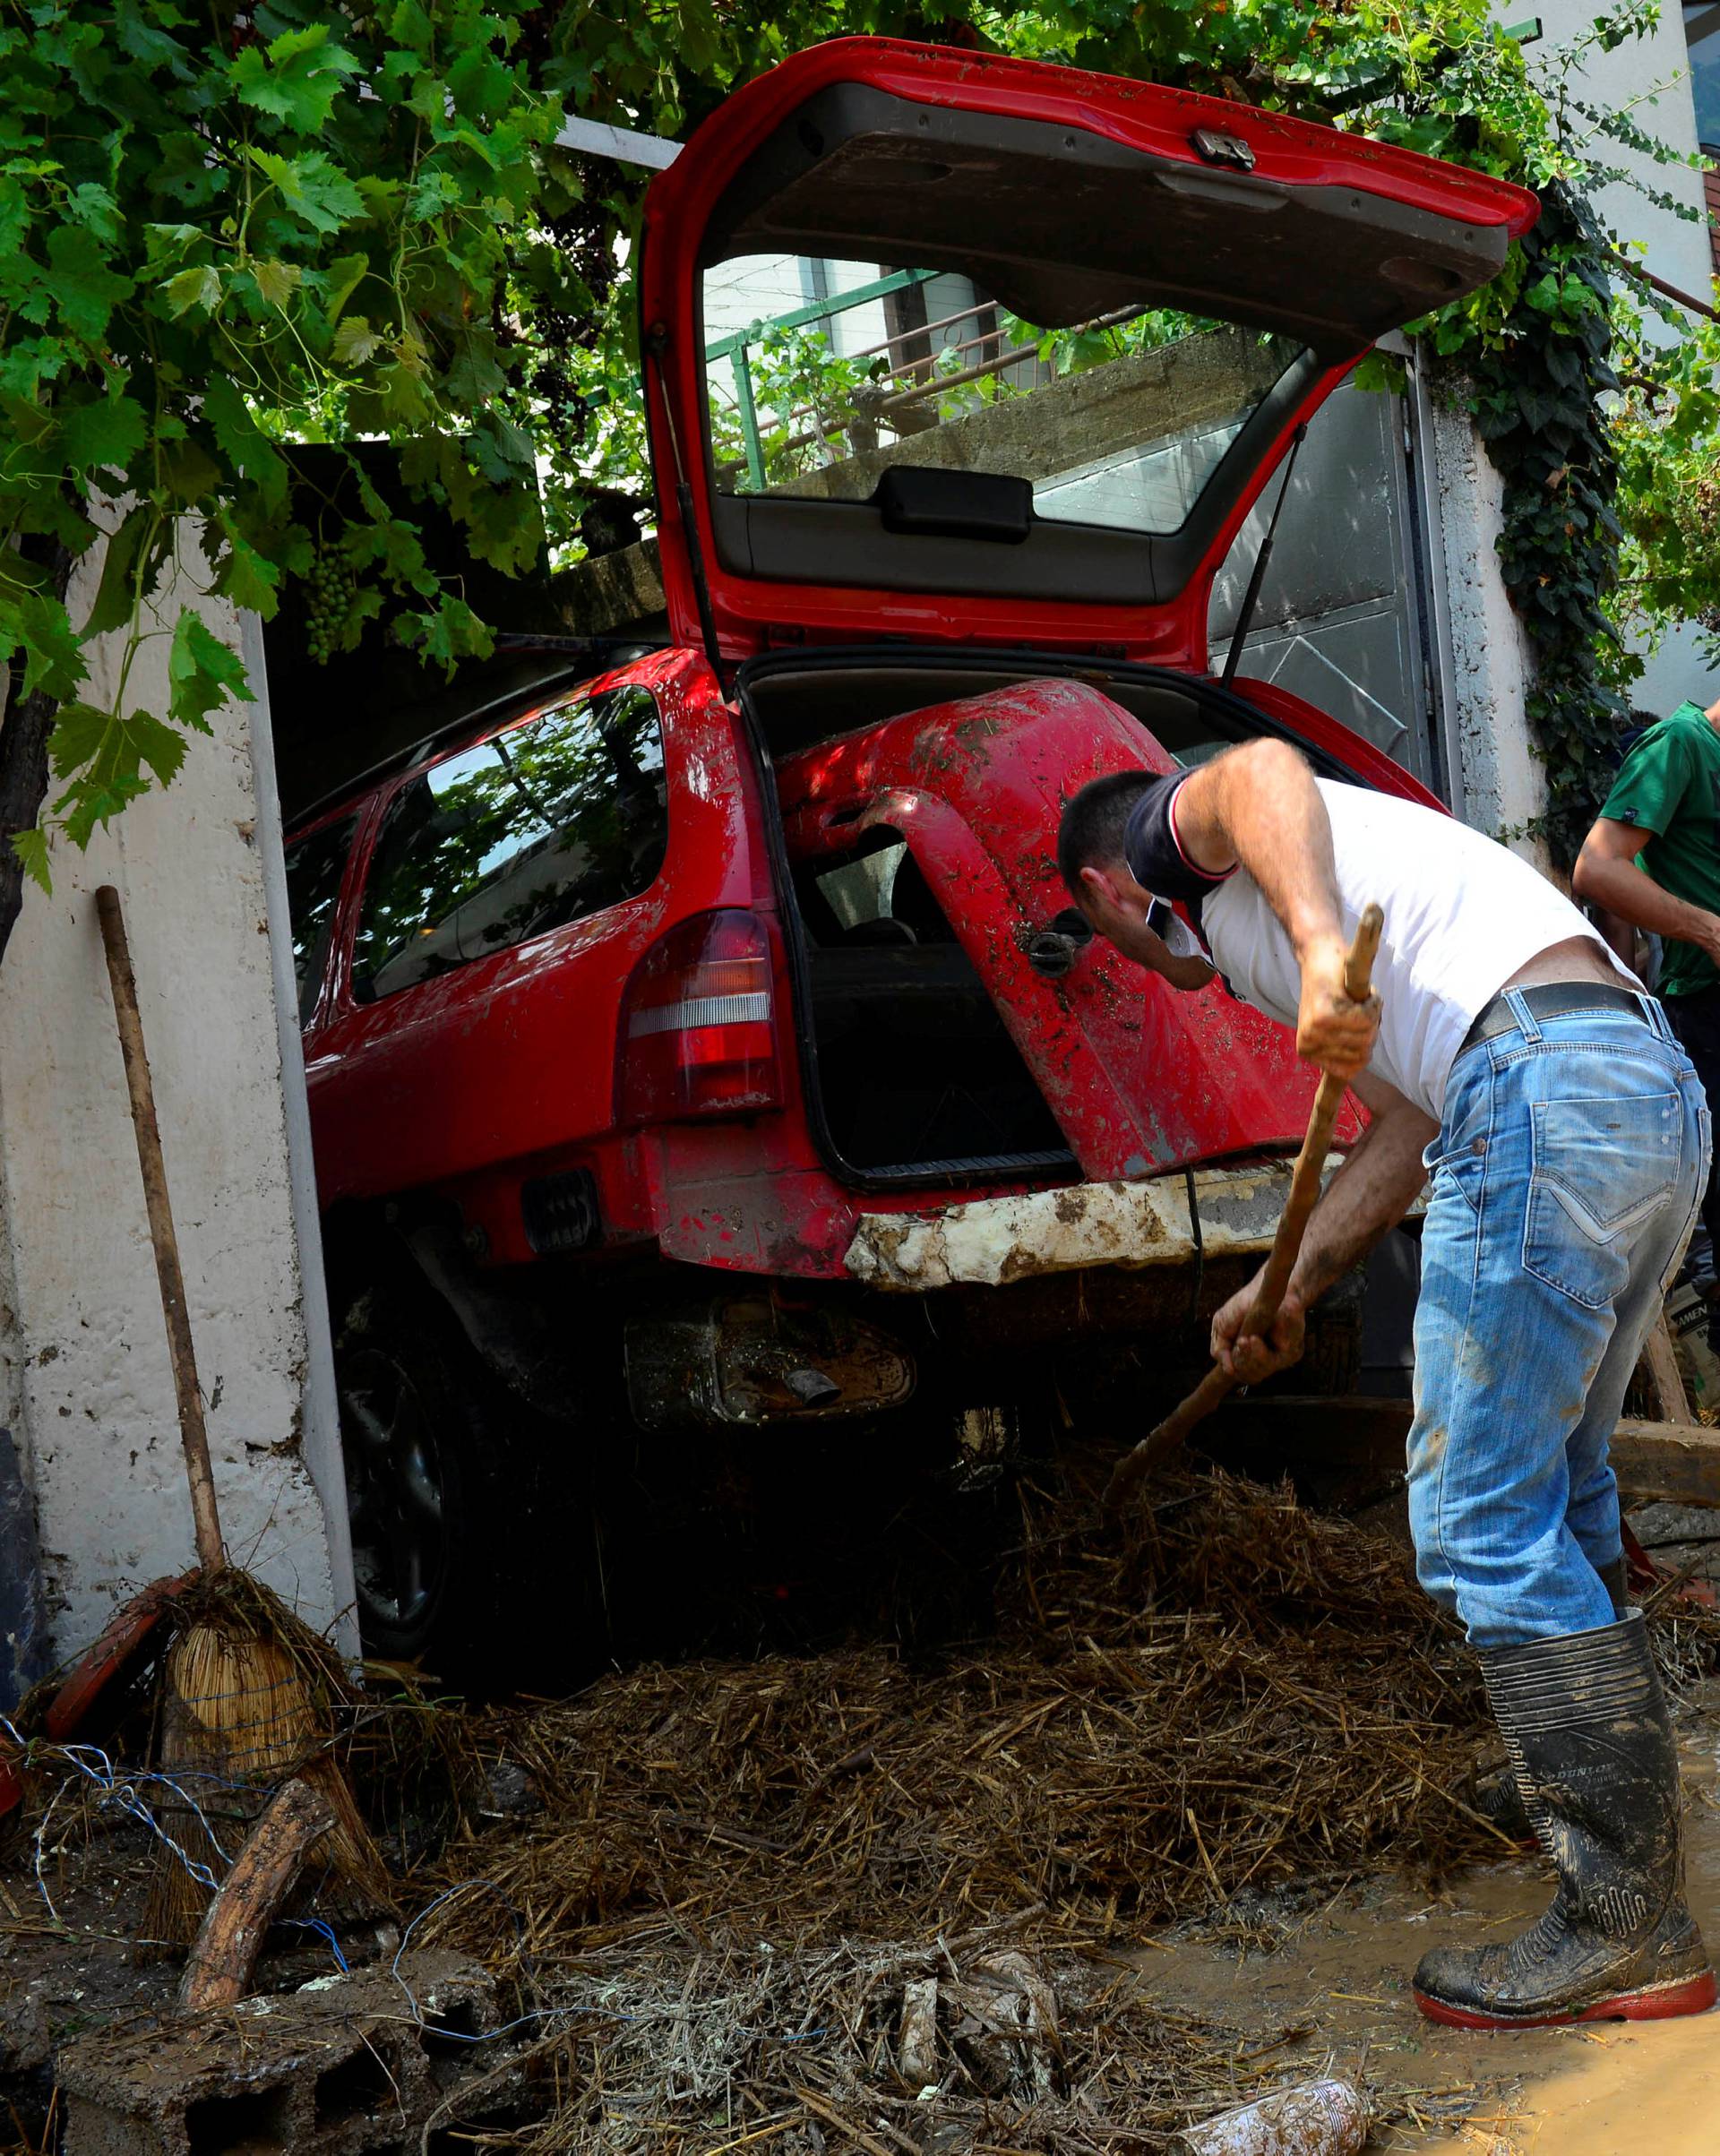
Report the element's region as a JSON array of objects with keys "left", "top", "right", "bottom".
[{"left": 411, "top": 1464, "right": 1526, "bottom": 2150}]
